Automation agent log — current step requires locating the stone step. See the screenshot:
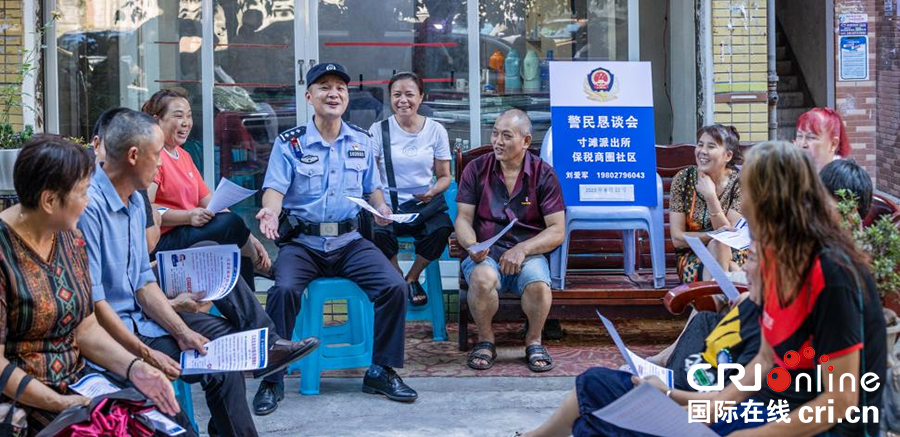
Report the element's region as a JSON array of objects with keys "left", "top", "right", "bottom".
[
  {"left": 777, "top": 75, "right": 799, "bottom": 92},
  {"left": 776, "top": 46, "right": 787, "bottom": 60},
  {"left": 777, "top": 126, "right": 798, "bottom": 142},
  {"left": 777, "top": 91, "right": 807, "bottom": 108},
  {"left": 777, "top": 60, "right": 793, "bottom": 76},
  {"left": 778, "top": 107, "right": 808, "bottom": 125}
]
